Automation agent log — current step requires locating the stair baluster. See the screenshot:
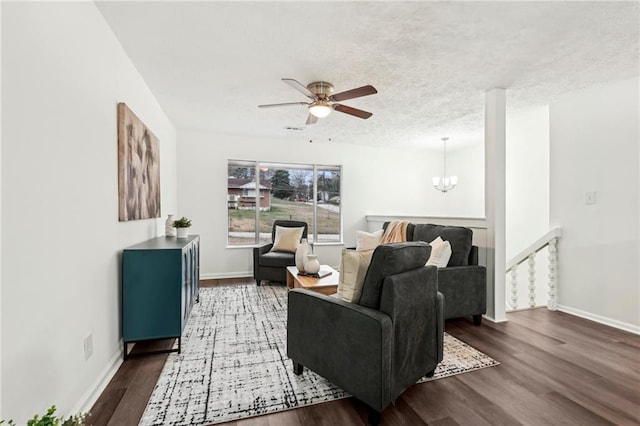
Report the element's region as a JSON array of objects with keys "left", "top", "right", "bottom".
[
  {"left": 505, "top": 228, "right": 562, "bottom": 313},
  {"left": 528, "top": 254, "right": 536, "bottom": 307},
  {"left": 510, "top": 267, "right": 518, "bottom": 310},
  {"left": 548, "top": 238, "right": 558, "bottom": 310}
]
